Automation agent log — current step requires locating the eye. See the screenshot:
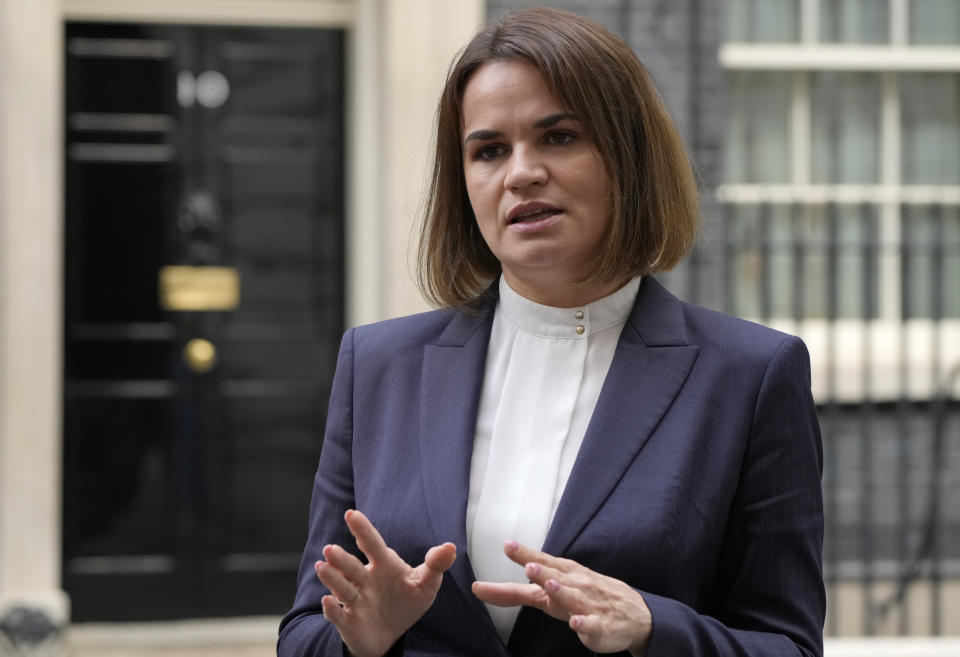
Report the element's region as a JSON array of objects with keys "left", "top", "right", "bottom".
[
  {"left": 545, "top": 131, "right": 576, "bottom": 146},
  {"left": 473, "top": 144, "right": 507, "bottom": 161}
]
